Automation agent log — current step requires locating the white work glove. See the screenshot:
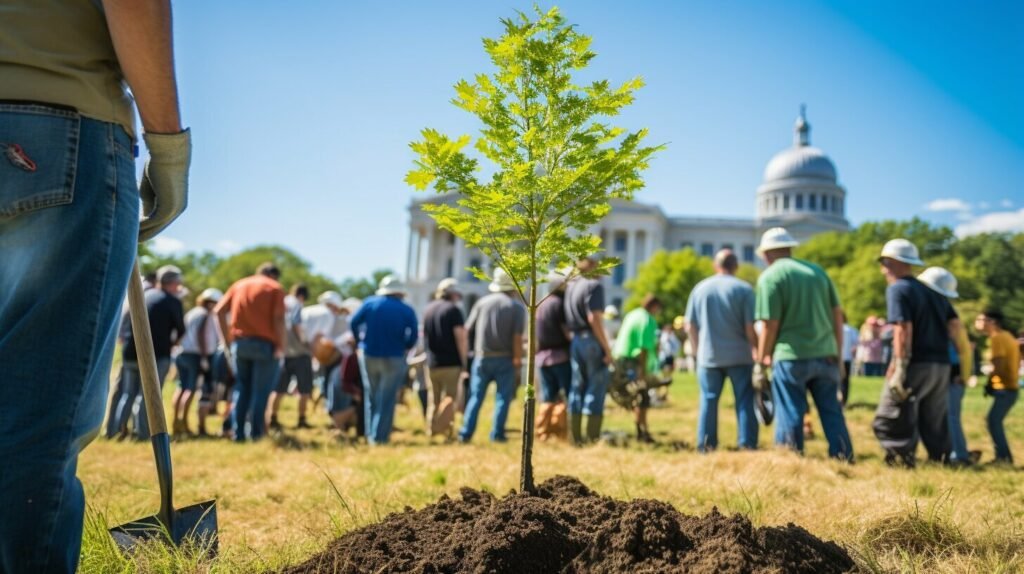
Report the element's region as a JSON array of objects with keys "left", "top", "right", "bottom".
[
  {"left": 886, "top": 358, "right": 911, "bottom": 402},
  {"left": 753, "top": 363, "right": 769, "bottom": 391},
  {"left": 138, "top": 129, "right": 191, "bottom": 242}
]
